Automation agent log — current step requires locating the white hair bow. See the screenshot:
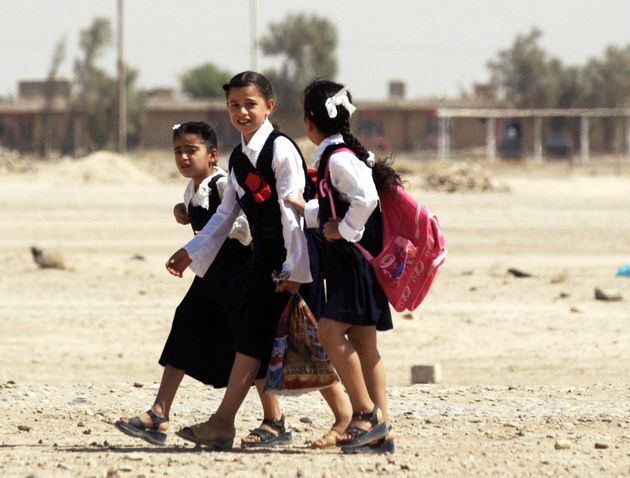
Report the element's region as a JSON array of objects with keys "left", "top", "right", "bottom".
[{"left": 325, "top": 86, "right": 357, "bottom": 119}]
